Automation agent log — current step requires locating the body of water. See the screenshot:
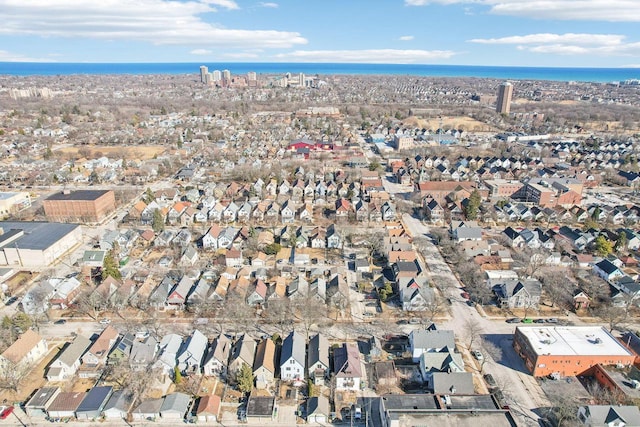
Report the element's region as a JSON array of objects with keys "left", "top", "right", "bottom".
[{"left": 1, "top": 62, "right": 638, "bottom": 83}]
